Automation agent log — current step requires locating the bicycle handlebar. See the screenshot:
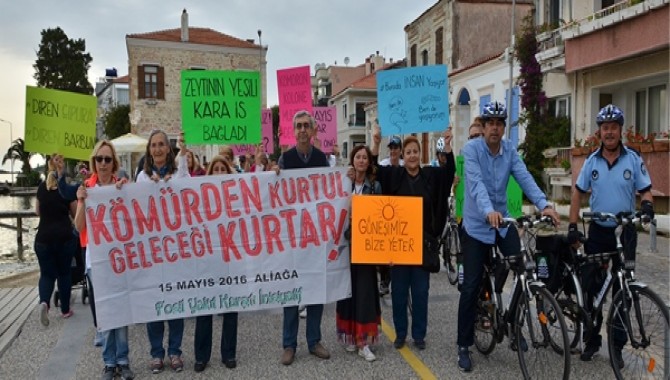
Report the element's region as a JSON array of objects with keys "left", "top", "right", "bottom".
[{"left": 581, "top": 211, "right": 652, "bottom": 225}]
